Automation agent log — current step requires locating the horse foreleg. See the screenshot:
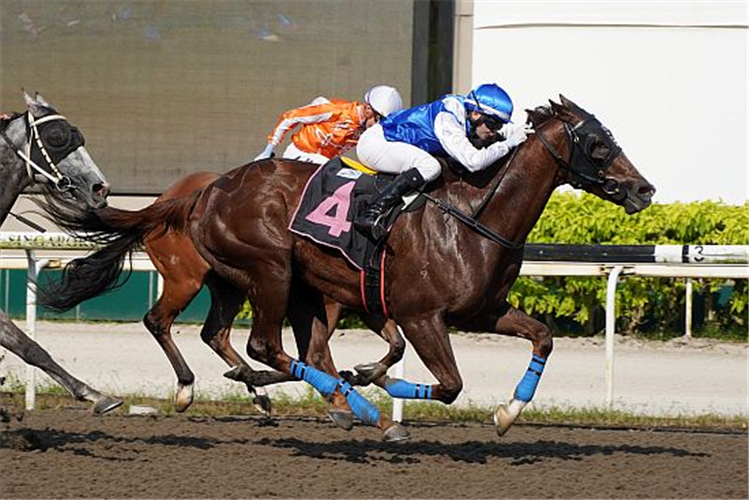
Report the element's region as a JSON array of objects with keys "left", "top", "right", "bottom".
[
  {"left": 315, "top": 298, "right": 405, "bottom": 387},
  {"left": 375, "top": 315, "right": 463, "bottom": 406},
  {"left": 348, "top": 317, "right": 406, "bottom": 386},
  {"left": 466, "top": 304, "right": 553, "bottom": 436},
  {"left": 0, "top": 312, "right": 122, "bottom": 414}
]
